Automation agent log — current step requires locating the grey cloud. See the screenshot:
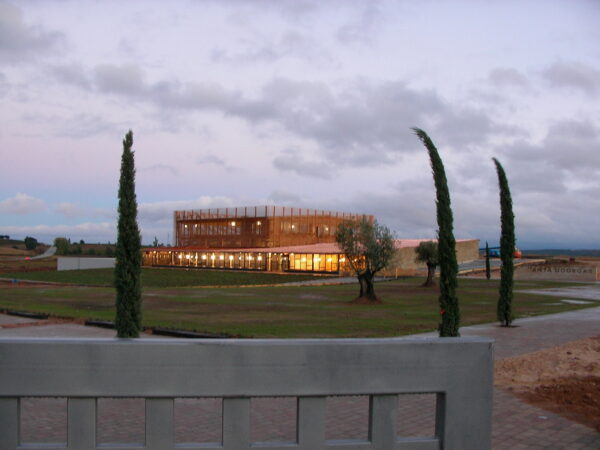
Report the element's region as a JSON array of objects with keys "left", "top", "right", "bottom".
[
  {"left": 51, "top": 63, "right": 91, "bottom": 89},
  {"left": 198, "top": 154, "right": 226, "bottom": 166},
  {"left": 138, "top": 196, "right": 236, "bottom": 223},
  {"left": 268, "top": 190, "right": 303, "bottom": 204},
  {"left": 141, "top": 164, "right": 179, "bottom": 176},
  {"left": 94, "top": 64, "right": 145, "bottom": 95},
  {"left": 512, "top": 189, "right": 600, "bottom": 248},
  {"left": 54, "top": 62, "right": 238, "bottom": 113},
  {"left": 55, "top": 202, "right": 86, "bottom": 218},
  {"left": 0, "top": 2, "right": 63, "bottom": 63},
  {"left": 0, "top": 193, "right": 46, "bottom": 215},
  {"left": 488, "top": 68, "right": 530, "bottom": 88},
  {"left": 504, "top": 119, "right": 600, "bottom": 177},
  {"left": 247, "top": 78, "right": 444, "bottom": 165},
  {"left": 57, "top": 114, "right": 124, "bottom": 138},
  {"left": 196, "top": 154, "right": 235, "bottom": 171},
  {"left": 54, "top": 202, "right": 113, "bottom": 220},
  {"left": 313, "top": 192, "right": 437, "bottom": 238},
  {"left": 0, "top": 70, "right": 7, "bottom": 96},
  {"left": 54, "top": 64, "right": 502, "bottom": 167},
  {"left": 216, "top": 0, "right": 320, "bottom": 26},
  {"left": 434, "top": 108, "right": 494, "bottom": 148},
  {"left": 336, "top": 3, "right": 381, "bottom": 45},
  {"left": 272, "top": 148, "right": 333, "bottom": 179},
  {"left": 543, "top": 120, "right": 600, "bottom": 170},
  {"left": 211, "top": 30, "right": 332, "bottom": 65},
  {"left": 501, "top": 142, "right": 566, "bottom": 194},
  {"left": 543, "top": 61, "right": 600, "bottom": 95},
  {"left": 17, "top": 111, "right": 121, "bottom": 138}
]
